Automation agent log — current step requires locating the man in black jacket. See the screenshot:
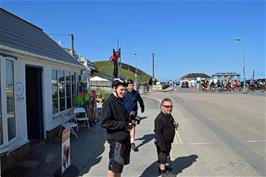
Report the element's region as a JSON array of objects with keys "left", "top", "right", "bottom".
[
  {"left": 101, "top": 78, "right": 133, "bottom": 177},
  {"left": 154, "top": 98, "right": 178, "bottom": 177}
]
